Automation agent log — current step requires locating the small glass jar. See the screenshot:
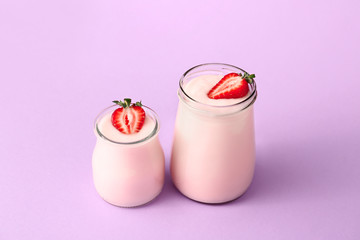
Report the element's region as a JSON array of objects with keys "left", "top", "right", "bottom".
[
  {"left": 92, "top": 105, "right": 165, "bottom": 207},
  {"left": 171, "top": 63, "right": 257, "bottom": 204}
]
